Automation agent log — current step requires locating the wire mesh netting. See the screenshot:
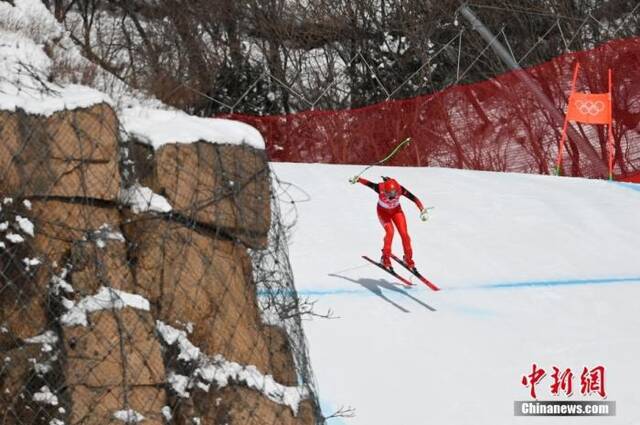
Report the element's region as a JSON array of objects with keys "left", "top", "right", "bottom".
[
  {"left": 32, "top": 0, "right": 640, "bottom": 180},
  {"left": 226, "top": 36, "right": 640, "bottom": 179},
  {"left": 0, "top": 101, "right": 323, "bottom": 424}
]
